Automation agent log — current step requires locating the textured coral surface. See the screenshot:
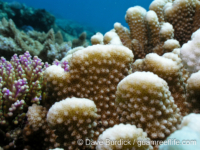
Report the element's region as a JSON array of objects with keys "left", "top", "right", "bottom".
[{"left": 1, "top": 0, "right": 200, "bottom": 149}]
